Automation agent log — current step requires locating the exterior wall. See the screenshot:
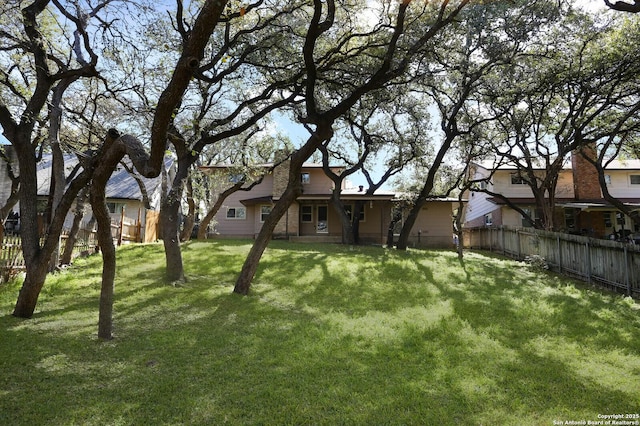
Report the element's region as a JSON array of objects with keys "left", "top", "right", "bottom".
[
  {"left": 210, "top": 175, "right": 274, "bottom": 237},
  {"left": 556, "top": 170, "right": 575, "bottom": 198},
  {"left": 297, "top": 200, "right": 391, "bottom": 244},
  {"left": 502, "top": 207, "right": 528, "bottom": 228},
  {"left": 405, "top": 202, "right": 455, "bottom": 247},
  {"left": 273, "top": 202, "right": 299, "bottom": 238},
  {"left": 606, "top": 169, "right": 640, "bottom": 199},
  {"left": 356, "top": 201, "right": 391, "bottom": 244},
  {"left": 301, "top": 167, "right": 339, "bottom": 194},
  {"left": 464, "top": 191, "right": 497, "bottom": 224}
]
